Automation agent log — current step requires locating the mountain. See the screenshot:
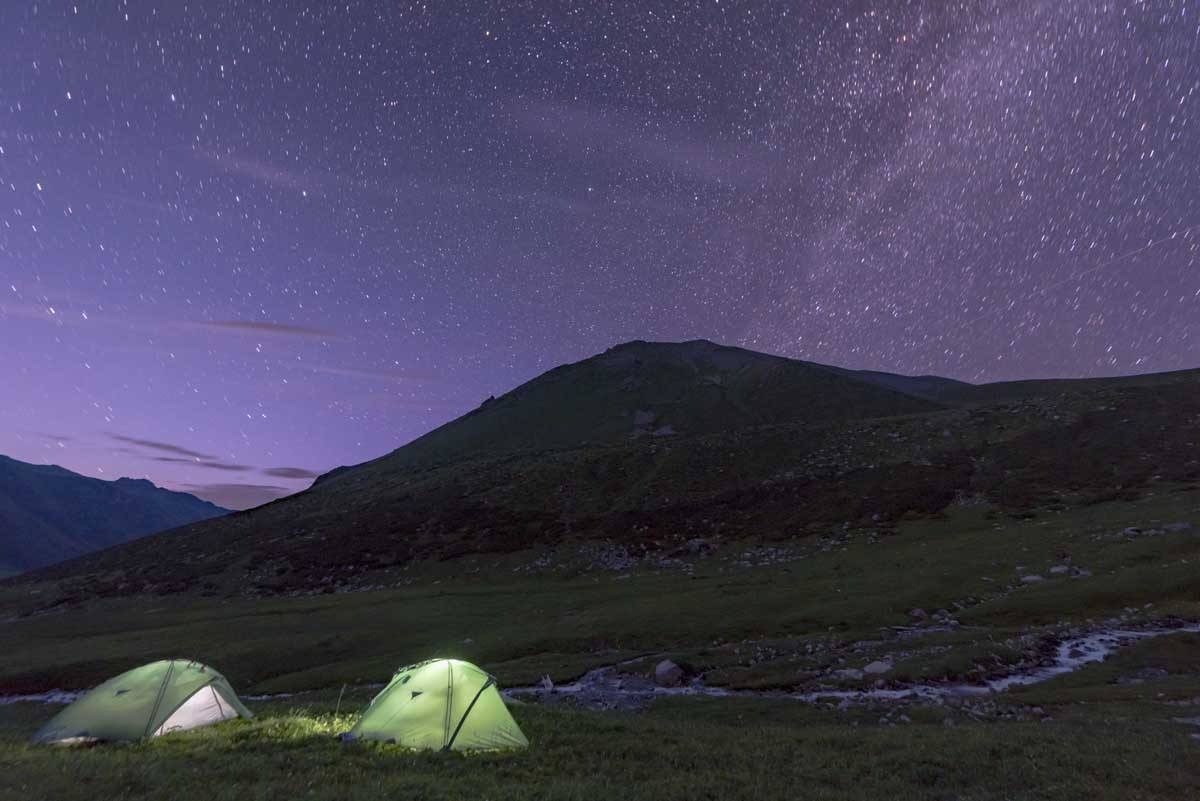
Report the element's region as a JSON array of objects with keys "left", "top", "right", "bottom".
[
  {"left": 0, "top": 455, "right": 228, "bottom": 575},
  {"left": 8, "top": 340, "right": 1200, "bottom": 601},
  {"left": 318, "top": 339, "right": 944, "bottom": 480}
]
